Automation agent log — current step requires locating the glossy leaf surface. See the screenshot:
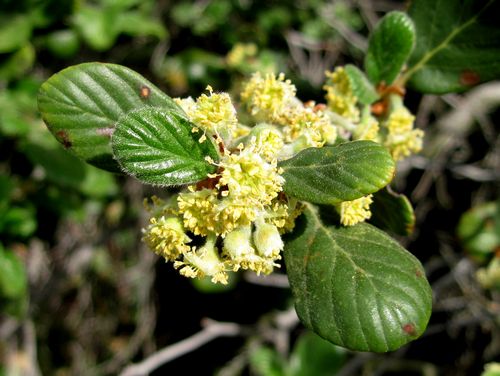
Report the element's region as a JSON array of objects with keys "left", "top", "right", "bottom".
[
  {"left": 279, "top": 141, "right": 395, "bottom": 205},
  {"left": 285, "top": 205, "right": 432, "bottom": 352},
  {"left": 38, "top": 62, "right": 183, "bottom": 172},
  {"left": 364, "top": 11, "right": 415, "bottom": 85},
  {"left": 112, "top": 107, "right": 218, "bottom": 186}
]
